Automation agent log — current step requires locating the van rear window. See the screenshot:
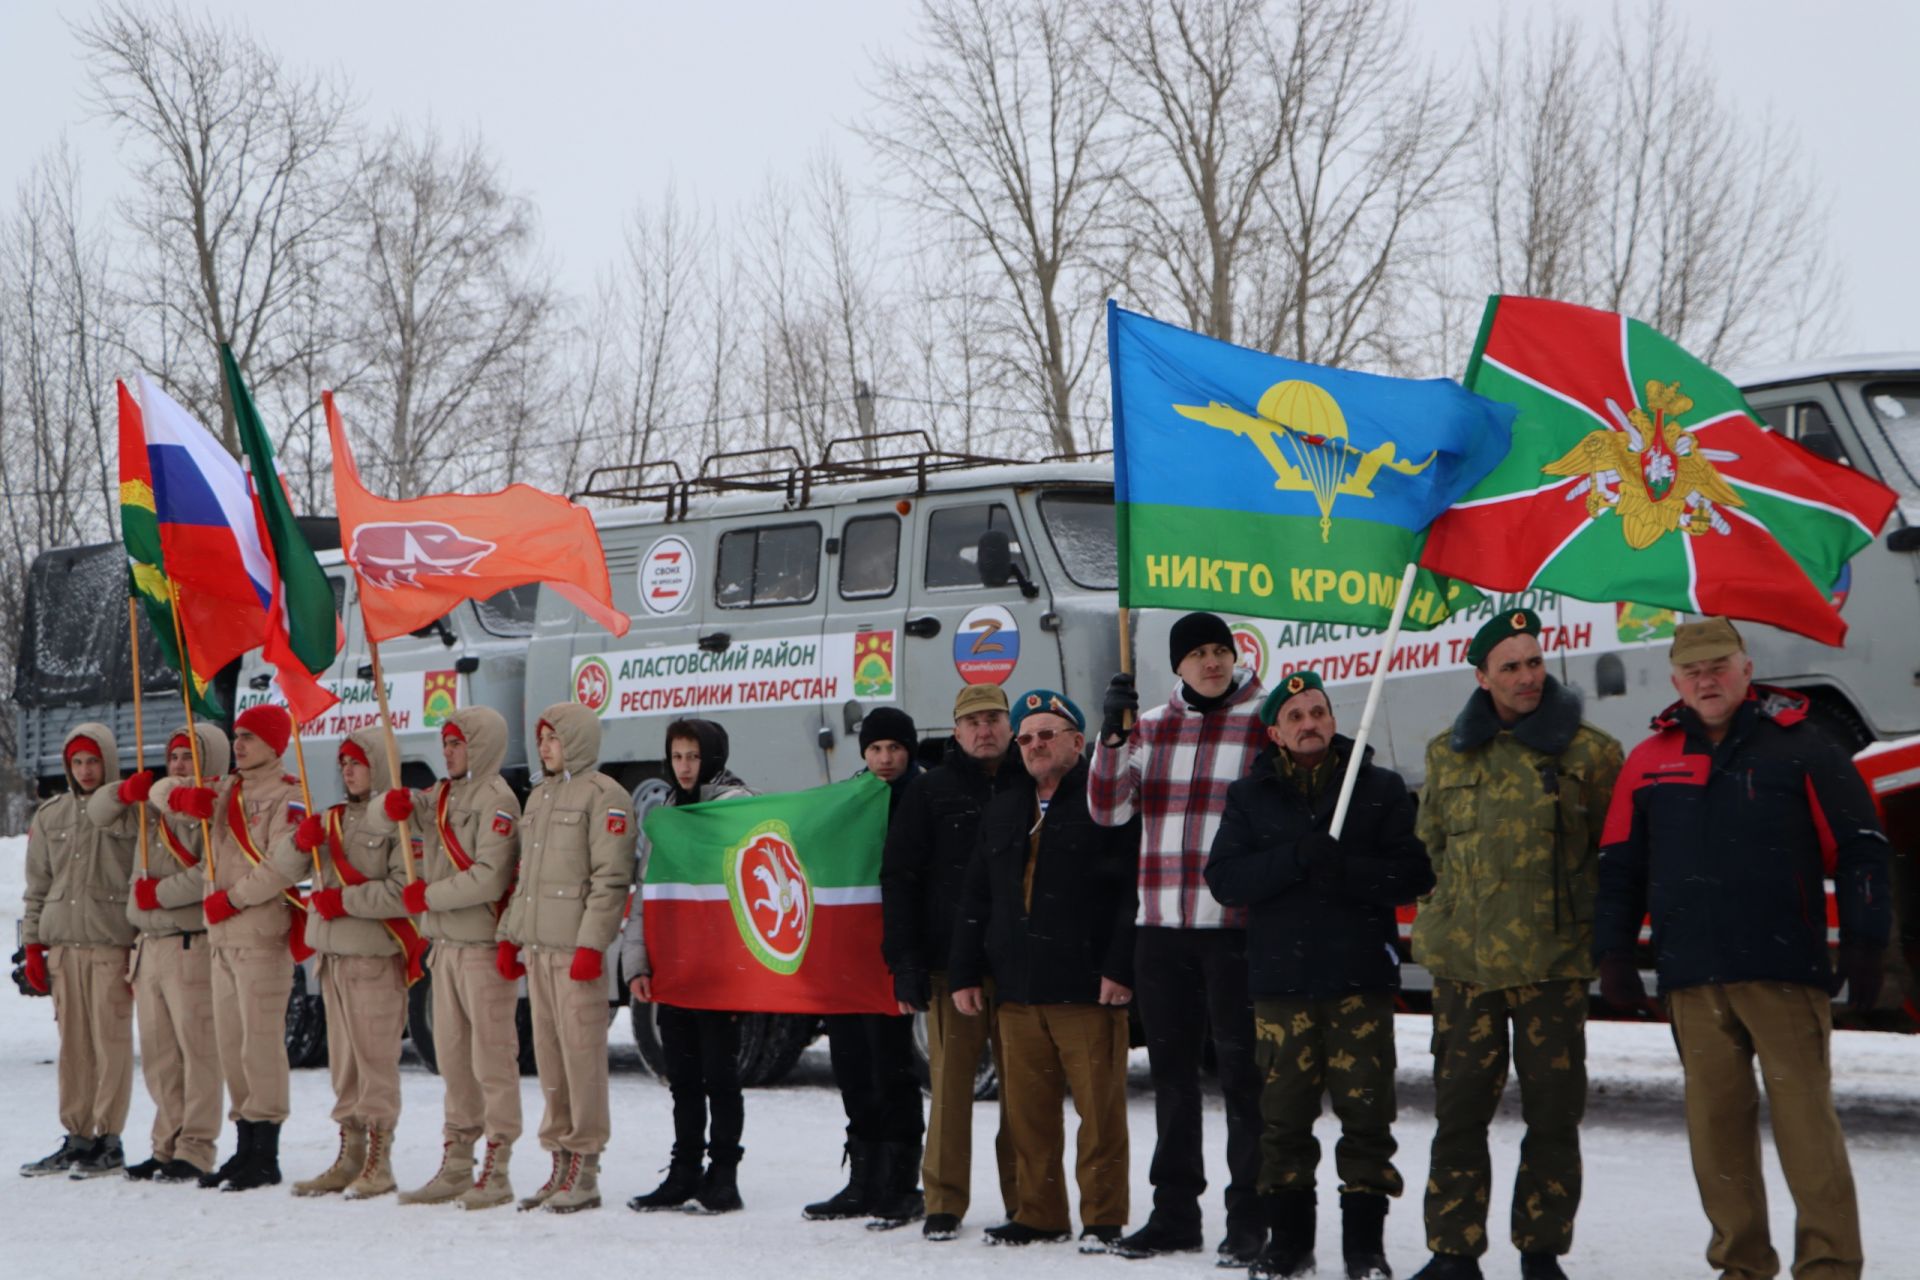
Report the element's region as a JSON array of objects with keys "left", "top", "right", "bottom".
[
  {"left": 1039, "top": 490, "right": 1118, "bottom": 589},
  {"left": 716, "top": 523, "right": 821, "bottom": 608}
]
